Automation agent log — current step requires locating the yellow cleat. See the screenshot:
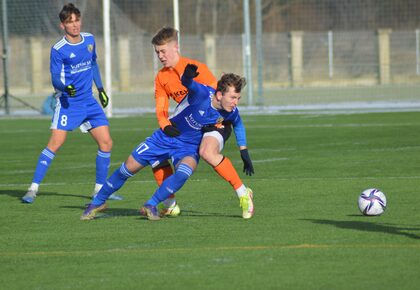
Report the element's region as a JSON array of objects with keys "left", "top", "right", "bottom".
[{"left": 239, "top": 188, "right": 254, "bottom": 219}]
